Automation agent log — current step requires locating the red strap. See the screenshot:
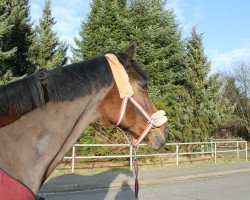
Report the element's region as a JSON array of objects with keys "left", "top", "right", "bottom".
[
  {"left": 129, "top": 96, "right": 151, "bottom": 122},
  {"left": 116, "top": 98, "right": 128, "bottom": 126},
  {"left": 133, "top": 123, "right": 153, "bottom": 147},
  {"left": 134, "top": 159, "right": 139, "bottom": 199}
]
